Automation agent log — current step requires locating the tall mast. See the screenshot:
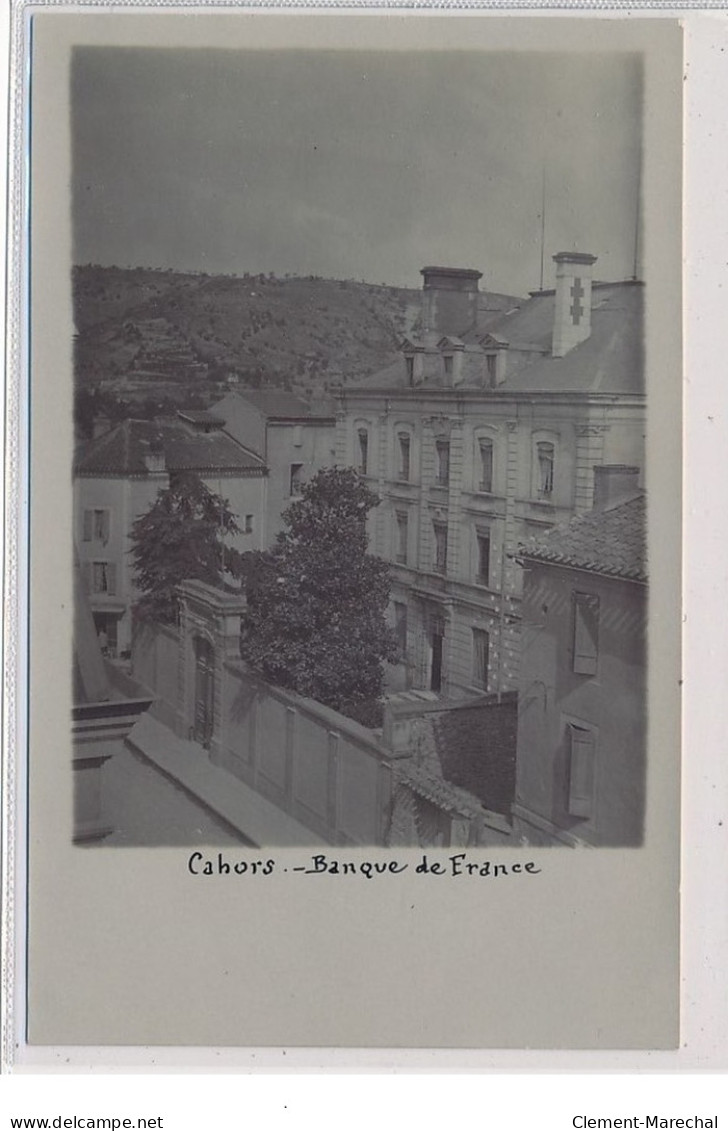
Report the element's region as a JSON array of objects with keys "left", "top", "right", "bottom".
[{"left": 539, "top": 161, "right": 547, "bottom": 291}]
